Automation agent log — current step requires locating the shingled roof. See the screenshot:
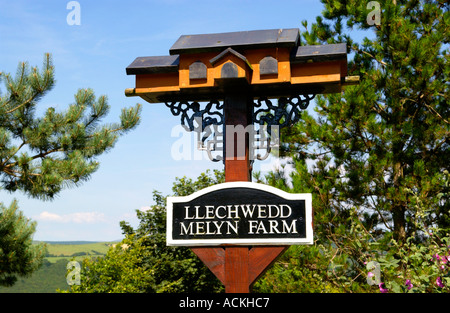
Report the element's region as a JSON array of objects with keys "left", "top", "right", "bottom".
[
  {"left": 292, "top": 43, "right": 347, "bottom": 63},
  {"left": 126, "top": 29, "right": 347, "bottom": 77},
  {"left": 126, "top": 55, "right": 179, "bottom": 75},
  {"left": 169, "top": 28, "right": 300, "bottom": 55}
]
